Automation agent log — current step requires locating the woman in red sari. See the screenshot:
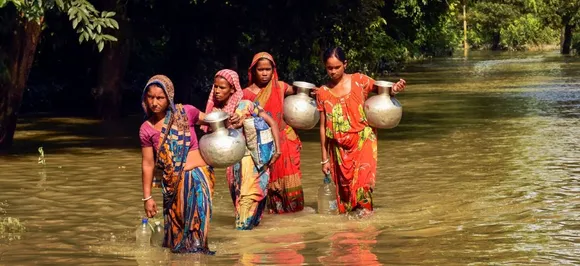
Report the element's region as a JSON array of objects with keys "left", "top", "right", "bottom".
[
  {"left": 316, "top": 47, "right": 406, "bottom": 217},
  {"left": 242, "top": 52, "right": 304, "bottom": 214}
]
